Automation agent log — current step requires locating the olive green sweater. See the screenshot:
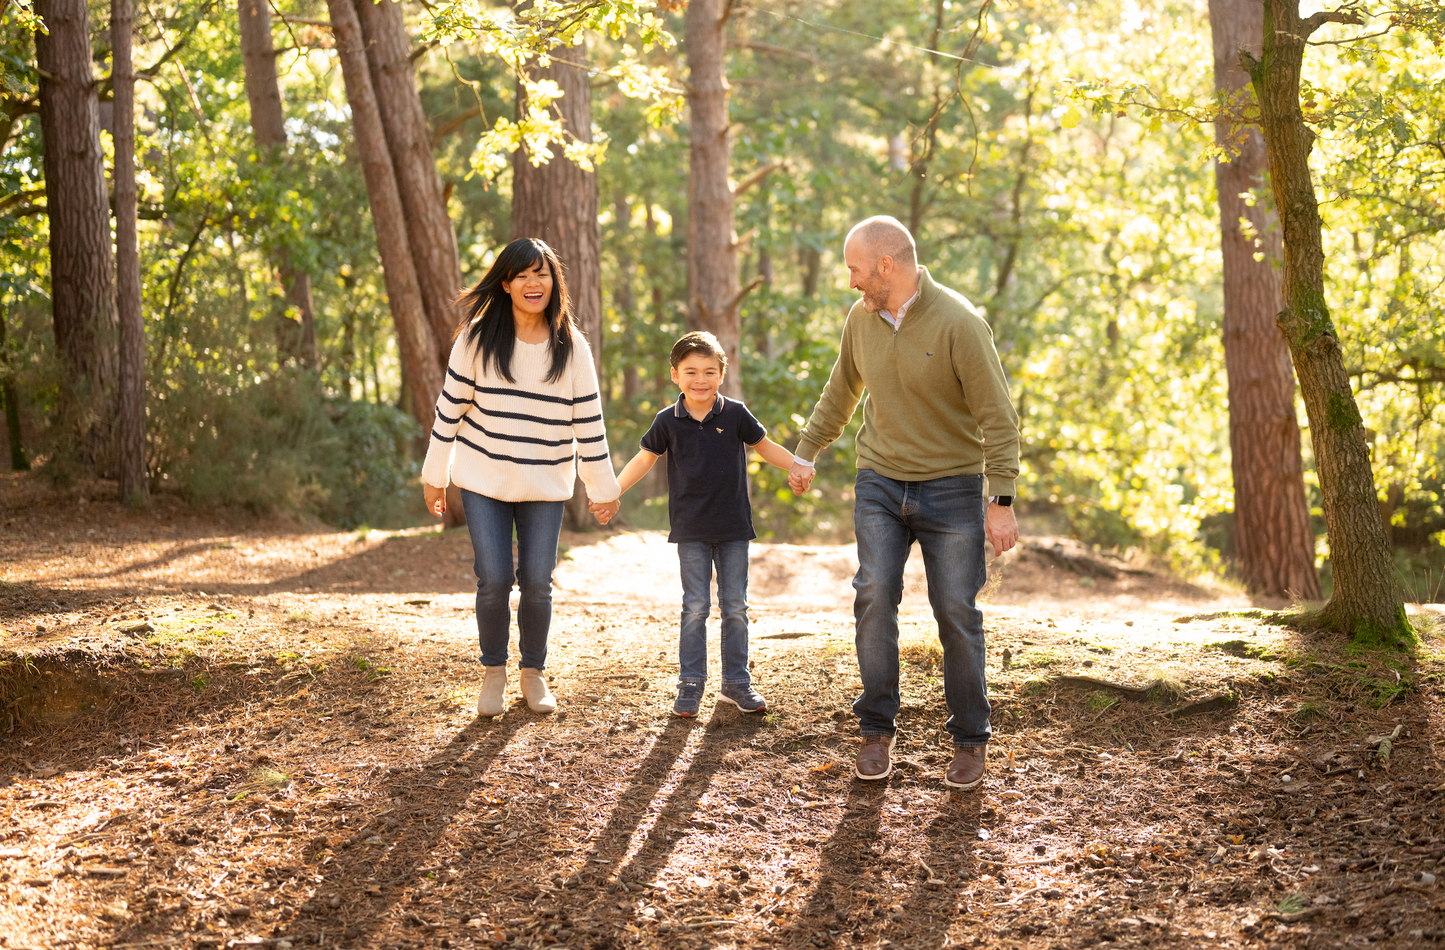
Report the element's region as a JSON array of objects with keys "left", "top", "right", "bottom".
[{"left": 794, "top": 267, "right": 1020, "bottom": 496}]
